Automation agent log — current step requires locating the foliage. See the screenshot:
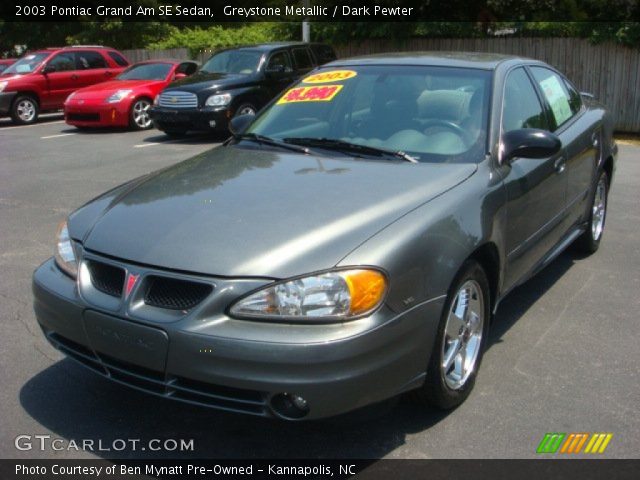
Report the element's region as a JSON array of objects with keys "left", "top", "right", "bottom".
[
  {"left": 147, "top": 23, "right": 285, "bottom": 57},
  {"left": 66, "top": 21, "right": 173, "bottom": 50}
]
